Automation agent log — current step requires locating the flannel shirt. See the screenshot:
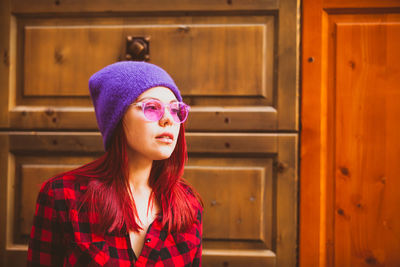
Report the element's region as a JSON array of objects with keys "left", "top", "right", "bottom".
[{"left": 27, "top": 174, "right": 203, "bottom": 267}]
